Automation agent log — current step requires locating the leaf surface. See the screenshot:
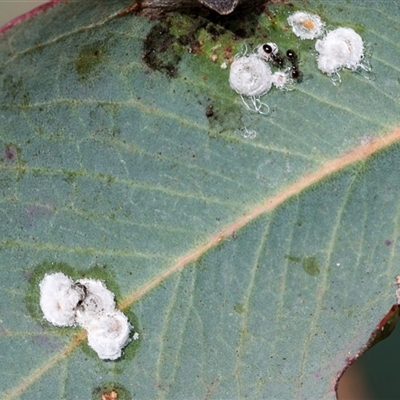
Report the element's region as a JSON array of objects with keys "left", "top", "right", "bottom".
[{"left": 1, "top": 1, "right": 400, "bottom": 398}]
